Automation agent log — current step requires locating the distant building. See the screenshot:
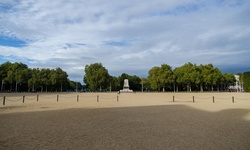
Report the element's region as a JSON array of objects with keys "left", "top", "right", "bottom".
[{"left": 229, "top": 75, "right": 244, "bottom": 92}]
